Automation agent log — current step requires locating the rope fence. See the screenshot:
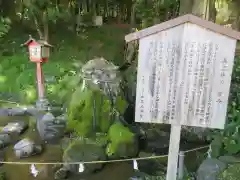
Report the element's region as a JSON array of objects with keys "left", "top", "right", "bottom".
[
  {"left": 0, "top": 145, "right": 209, "bottom": 165},
  {"left": 0, "top": 100, "right": 20, "bottom": 105},
  {"left": 0, "top": 99, "right": 210, "bottom": 166}
]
